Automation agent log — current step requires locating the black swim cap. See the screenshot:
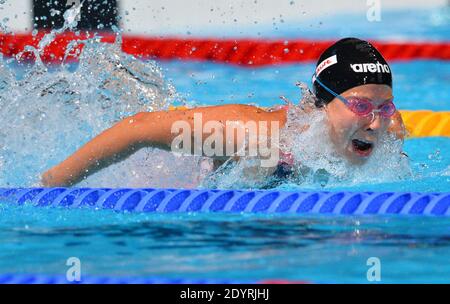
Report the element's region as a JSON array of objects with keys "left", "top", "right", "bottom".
[{"left": 312, "top": 38, "right": 392, "bottom": 107}]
